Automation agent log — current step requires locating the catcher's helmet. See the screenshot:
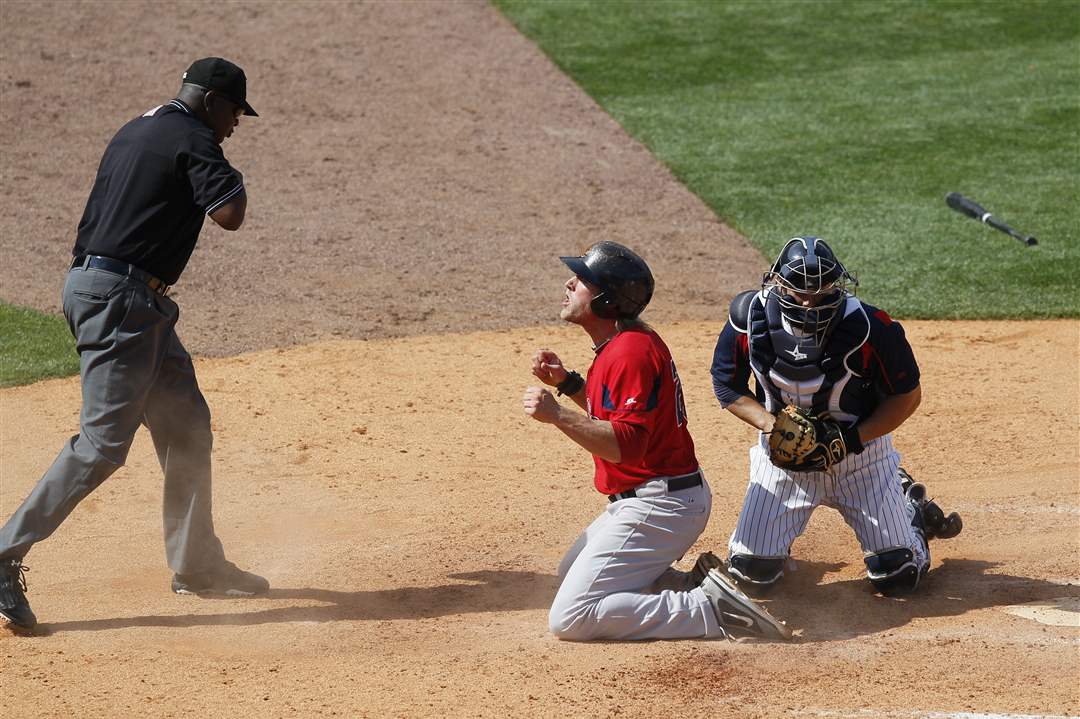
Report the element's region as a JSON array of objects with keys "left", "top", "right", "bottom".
[
  {"left": 560, "top": 241, "right": 654, "bottom": 320},
  {"left": 763, "top": 236, "right": 857, "bottom": 345}
]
